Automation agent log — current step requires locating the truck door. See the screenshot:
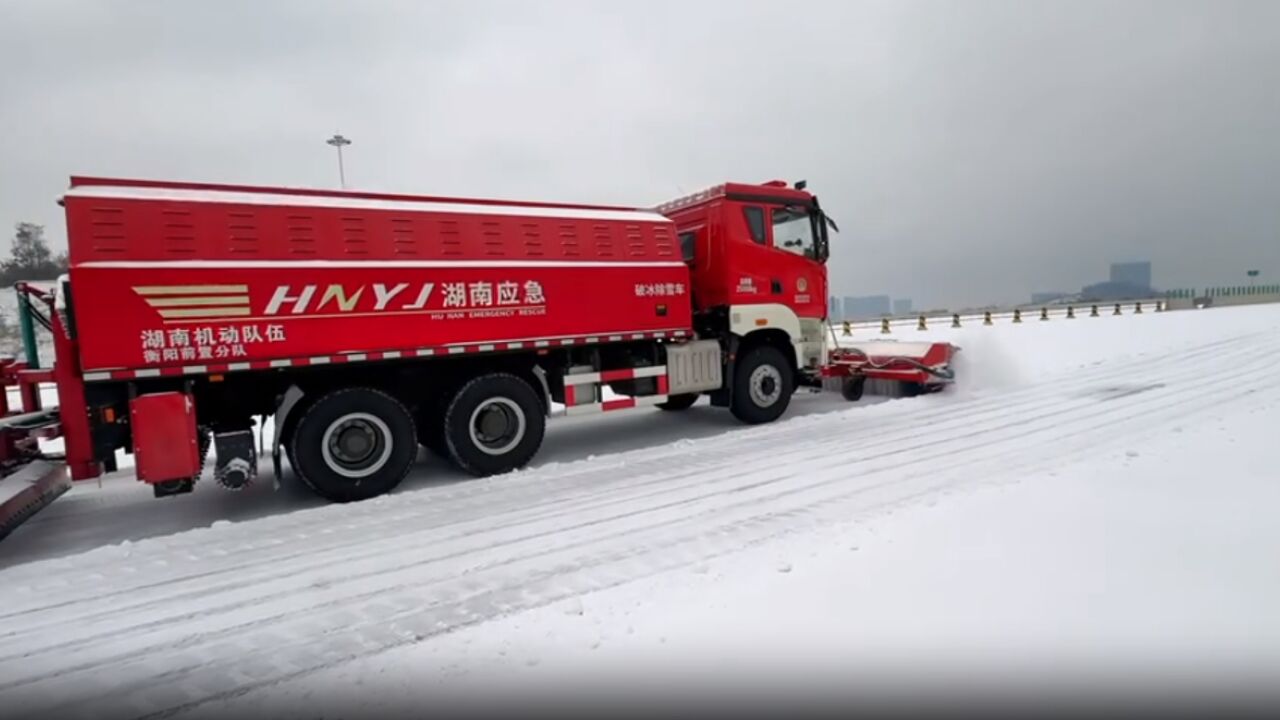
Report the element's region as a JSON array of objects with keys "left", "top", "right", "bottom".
[
  {"left": 722, "top": 202, "right": 825, "bottom": 317},
  {"left": 764, "top": 204, "right": 827, "bottom": 321}
]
